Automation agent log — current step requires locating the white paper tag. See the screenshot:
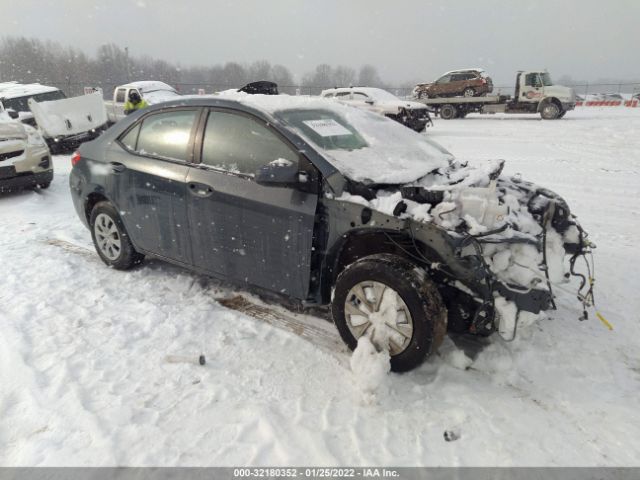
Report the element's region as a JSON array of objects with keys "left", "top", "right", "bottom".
[{"left": 302, "top": 119, "right": 352, "bottom": 137}]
